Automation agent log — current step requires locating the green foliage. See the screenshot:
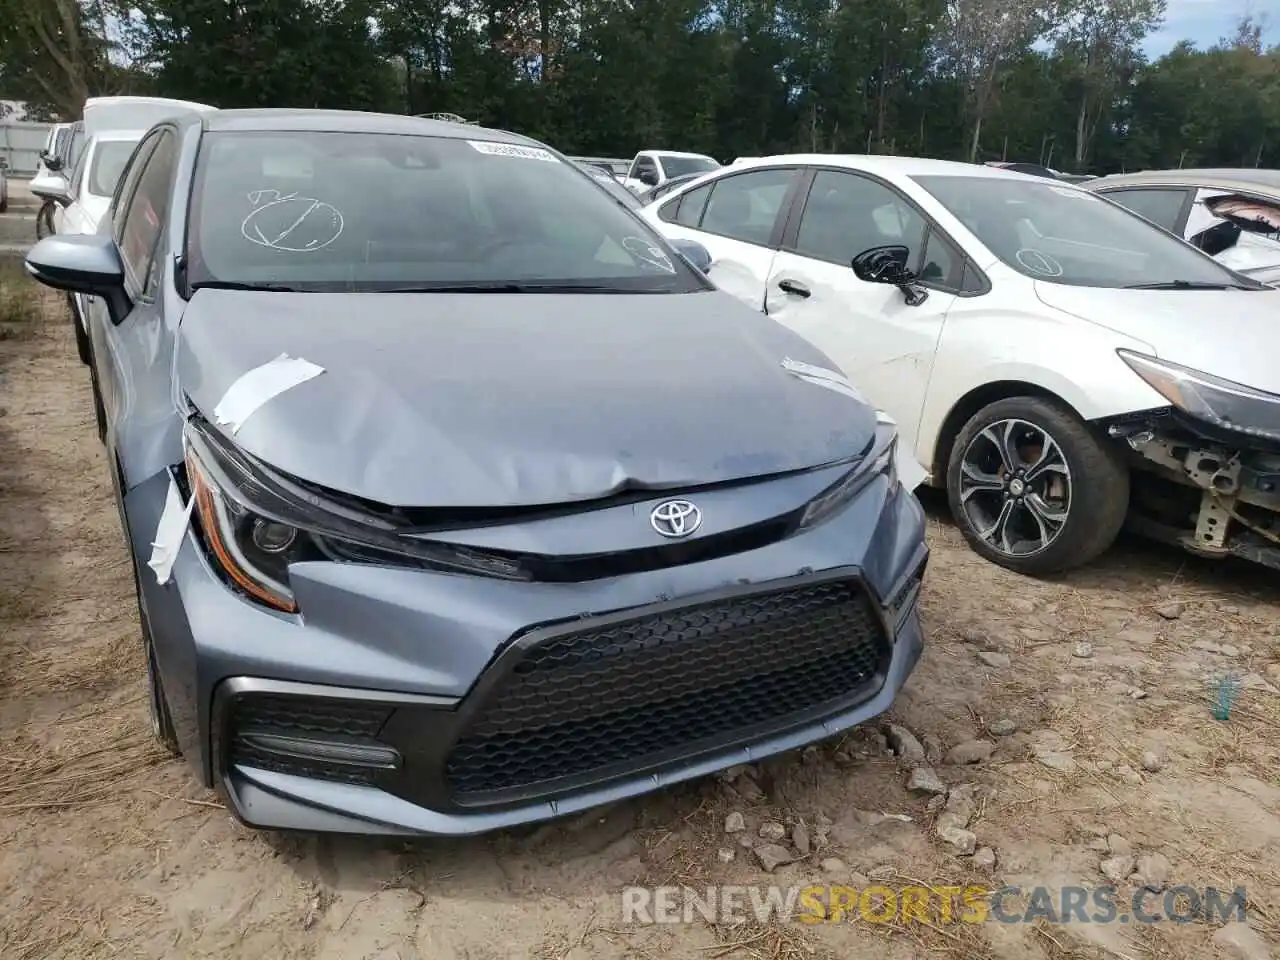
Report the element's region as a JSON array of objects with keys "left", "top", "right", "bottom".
[{"left": 1, "top": 0, "right": 1277, "bottom": 173}]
